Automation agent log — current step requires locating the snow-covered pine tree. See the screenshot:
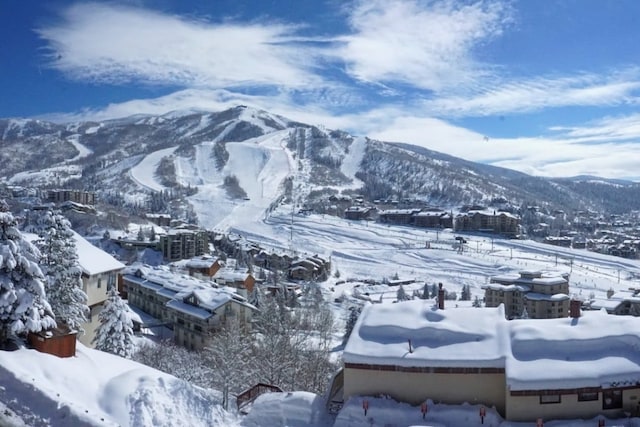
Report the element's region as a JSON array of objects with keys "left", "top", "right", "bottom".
[
  {"left": 421, "top": 283, "right": 430, "bottom": 299},
  {"left": 0, "top": 202, "right": 56, "bottom": 344},
  {"left": 92, "top": 287, "right": 135, "bottom": 358},
  {"left": 33, "top": 210, "right": 88, "bottom": 332},
  {"left": 396, "top": 285, "right": 409, "bottom": 301}
]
